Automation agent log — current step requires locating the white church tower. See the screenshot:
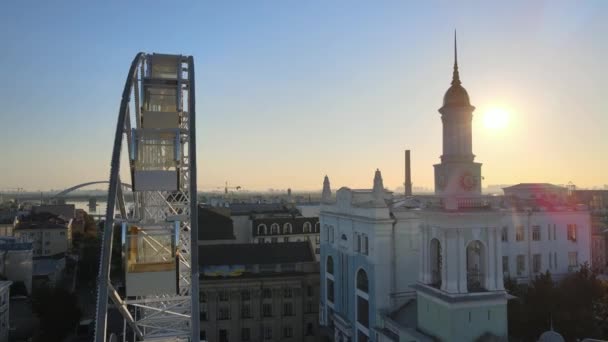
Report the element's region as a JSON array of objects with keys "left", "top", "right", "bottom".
[{"left": 414, "top": 33, "right": 509, "bottom": 341}]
